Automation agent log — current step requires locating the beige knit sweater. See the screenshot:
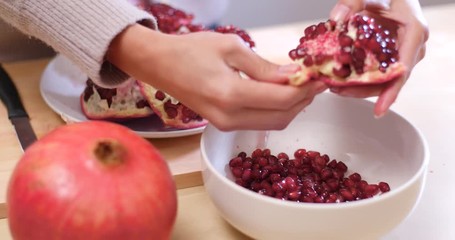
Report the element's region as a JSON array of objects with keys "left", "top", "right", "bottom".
[{"left": 0, "top": 0, "right": 157, "bottom": 87}]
